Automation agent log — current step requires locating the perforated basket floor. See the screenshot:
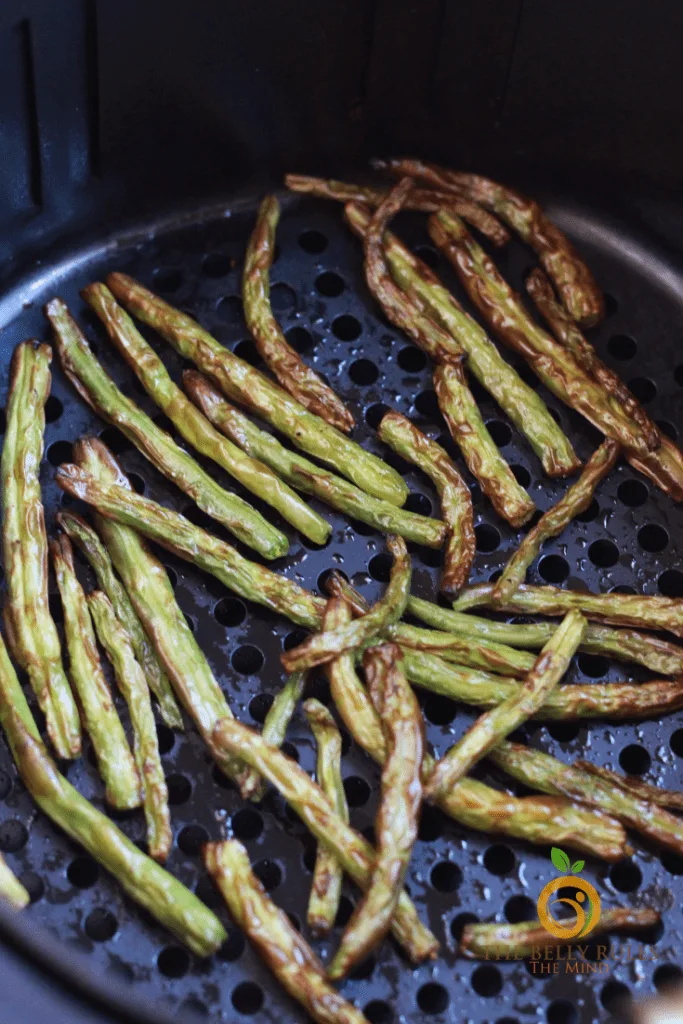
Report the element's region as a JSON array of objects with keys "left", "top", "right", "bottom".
[{"left": 0, "top": 189, "right": 682, "bottom": 1024}]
